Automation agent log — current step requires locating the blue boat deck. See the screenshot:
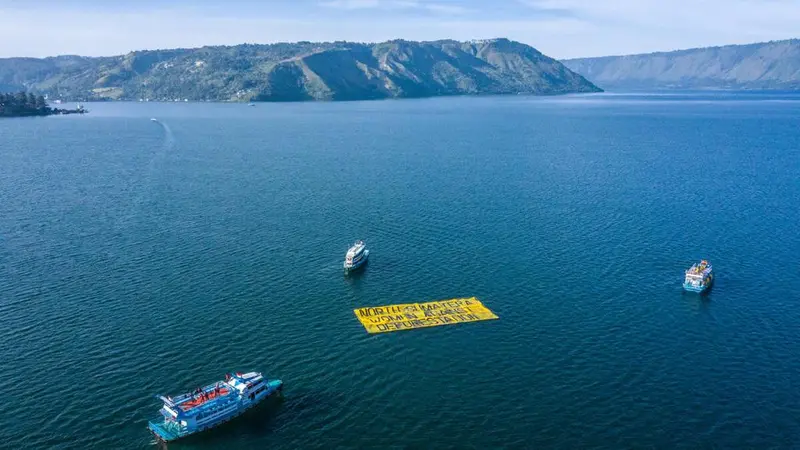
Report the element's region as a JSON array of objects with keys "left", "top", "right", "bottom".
[
  {"left": 683, "top": 282, "right": 708, "bottom": 293},
  {"left": 149, "top": 421, "right": 184, "bottom": 441}
]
